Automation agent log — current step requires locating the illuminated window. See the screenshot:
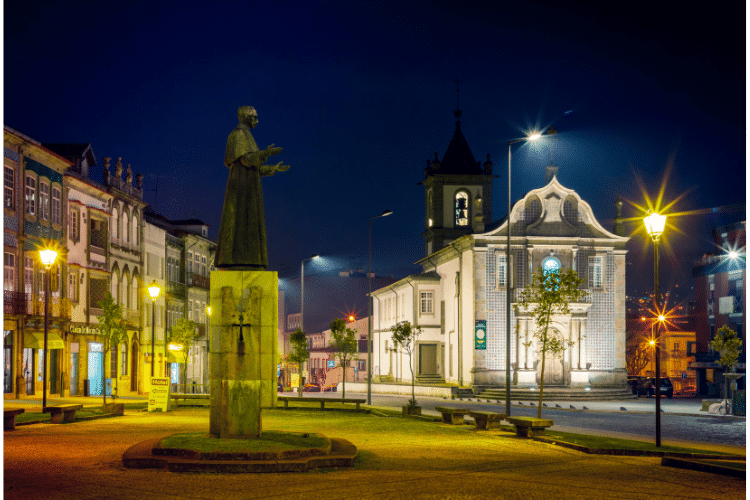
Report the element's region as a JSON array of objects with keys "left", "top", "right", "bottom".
[
  {"left": 4, "top": 166, "right": 14, "bottom": 209},
  {"left": 4, "top": 252, "right": 16, "bottom": 291},
  {"left": 24, "top": 175, "right": 35, "bottom": 216},
  {"left": 24, "top": 256, "right": 34, "bottom": 294},
  {"left": 70, "top": 207, "right": 80, "bottom": 241},
  {"left": 132, "top": 215, "right": 138, "bottom": 245},
  {"left": 39, "top": 182, "right": 49, "bottom": 220},
  {"left": 542, "top": 256, "right": 561, "bottom": 275},
  {"left": 588, "top": 256, "right": 603, "bottom": 289},
  {"left": 420, "top": 291, "right": 434, "bottom": 314},
  {"left": 455, "top": 191, "right": 469, "bottom": 226},
  {"left": 120, "top": 343, "right": 128, "bottom": 375},
  {"left": 51, "top": 187, "right": 61, "bottom": 224},
  {"left": 187, "top": 252, "right": 193, "bottom": 274},
  {"left": 68, "top": 270, "right": 78, "bottom": 302}
]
